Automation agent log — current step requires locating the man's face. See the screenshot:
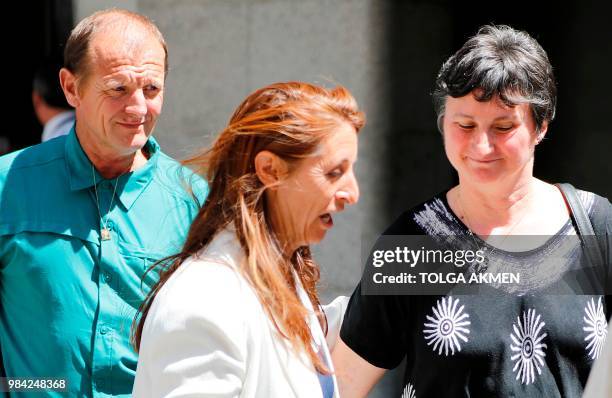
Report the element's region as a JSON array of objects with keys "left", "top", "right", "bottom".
[{"left": 74, "top": 28, "right": 166, "bottom": 157}]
